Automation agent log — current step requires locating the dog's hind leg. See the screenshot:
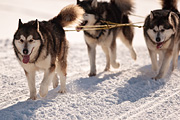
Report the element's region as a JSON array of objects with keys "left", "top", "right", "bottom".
[
  {"left": 25, "top": 70, "right": 37, "bottom": 100},
  {"left": 56, "top": 63, "right": 67, "bottom": 93},
  {"left": 119, "top": 27, "right": 136, "bottom": 60},
  {"left": 57, "top": 41, "right": 68, "bottom": 93},
  {"left": 39, "top": 65, "right": 56, "bottom": 97},
  {"left": 101, "top": 46, "right": 110, "bottom": 71},
  {"left": 109, "top": 38, "right": 120, "bottom": 69}
]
